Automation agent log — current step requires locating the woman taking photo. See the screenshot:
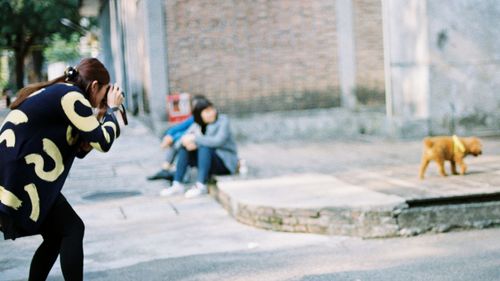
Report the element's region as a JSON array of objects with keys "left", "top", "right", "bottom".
[{"left": 0, "top": 58, "right": 123, "bottom": 280}]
